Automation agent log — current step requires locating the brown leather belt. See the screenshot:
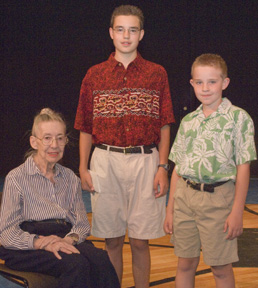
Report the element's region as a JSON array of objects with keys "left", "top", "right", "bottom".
[
  {"left": 183, "top": 178, "right": 229, "bottom": 193},
  {"left": 96, "top": 143, "right": 156, "bottom": 154}
]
